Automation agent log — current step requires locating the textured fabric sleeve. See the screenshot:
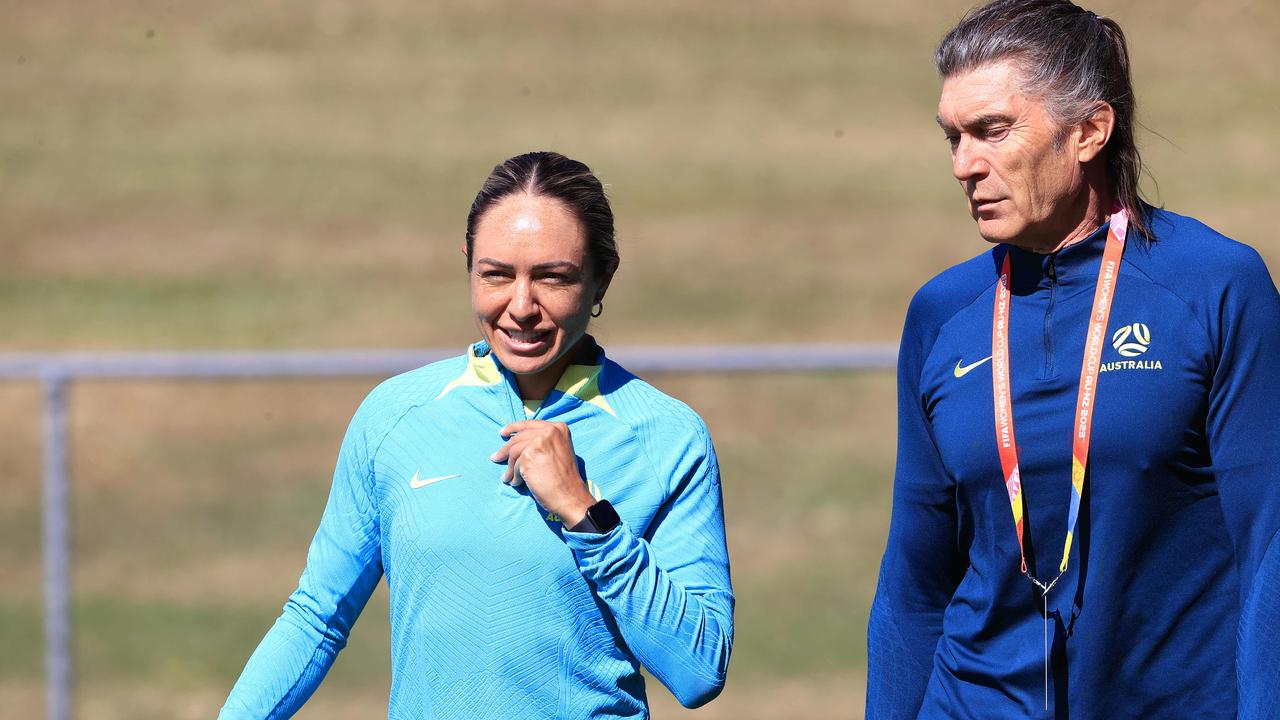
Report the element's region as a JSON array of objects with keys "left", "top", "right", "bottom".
[
  {"left": 218, "top": 406, "right": 385, "bottom": 720},
  {"left": 1202, "top": 247, "right": 1280, "bottom": 719},
  {"left": 561, "top": 427, "right": 733, "bottom": 709},
  {"left": 866, "top": 292, "right": 966, "bottom": 720}
]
